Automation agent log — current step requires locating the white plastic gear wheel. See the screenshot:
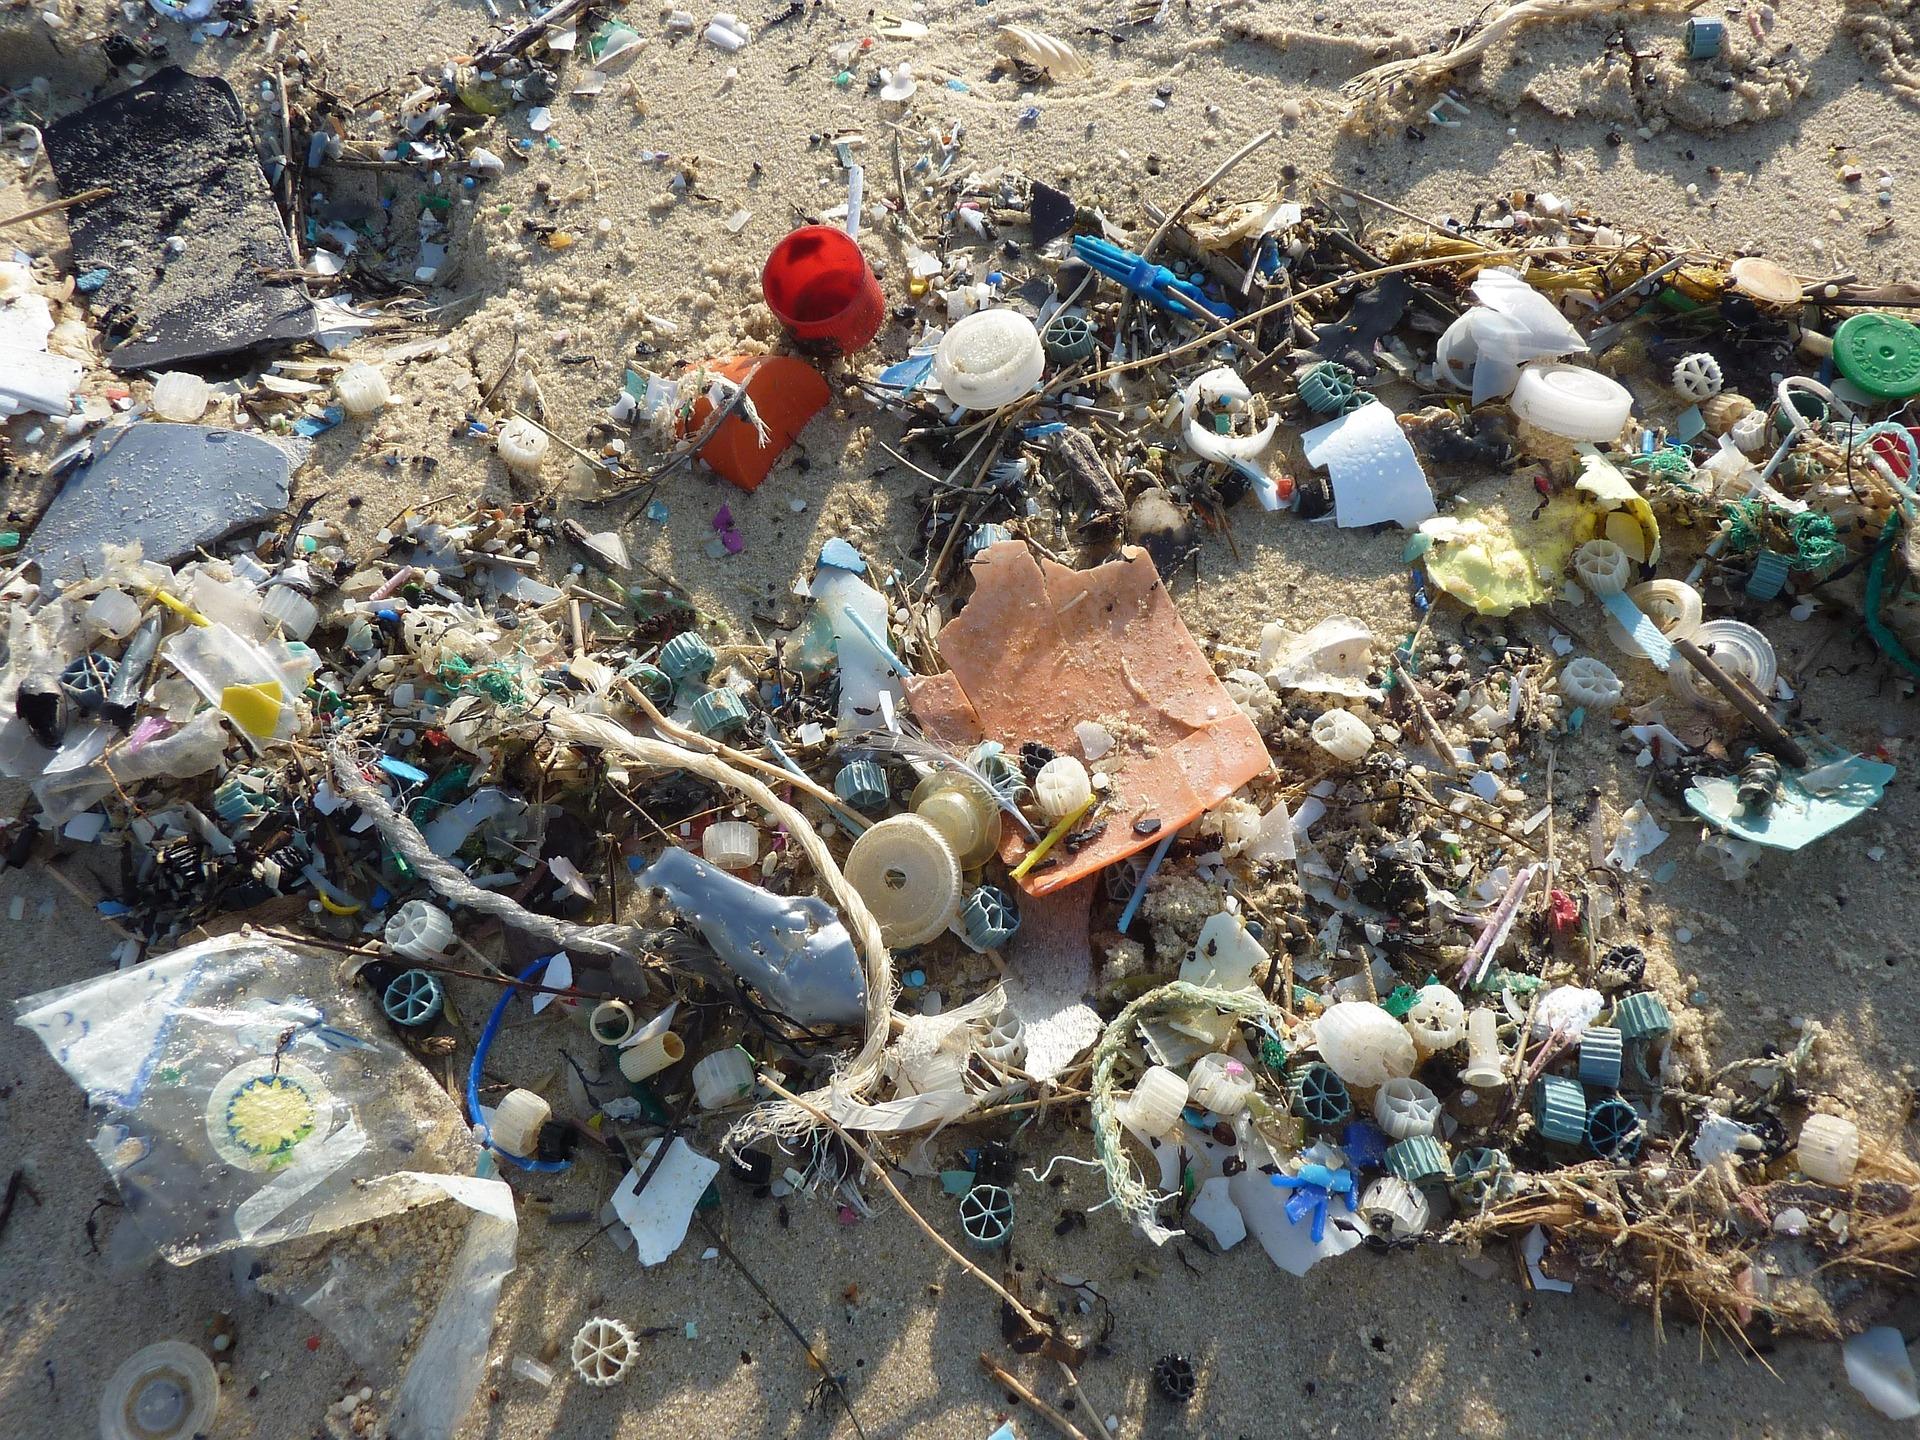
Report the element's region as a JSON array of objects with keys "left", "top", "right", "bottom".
[
  {"left": 1669, "top": 352, "right": 1724, "bottom": 401},
  {"left": 571, "top": 1317, "right": 638, "bottom": 1387},
  {"left": 1572, "top": 539, "right": 1631, "bottom": 597},
  {"left": 1559, "top": 656, "right": 1625, "bottom": 709}
]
